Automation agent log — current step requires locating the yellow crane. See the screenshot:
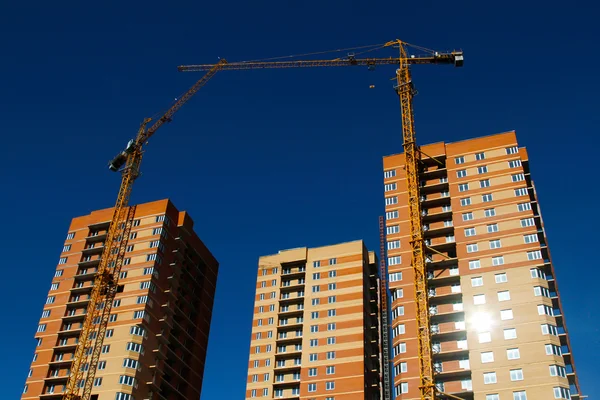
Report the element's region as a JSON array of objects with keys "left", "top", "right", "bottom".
[{"left": 63, "top": 40, "right": 463, "bottom": 400}]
